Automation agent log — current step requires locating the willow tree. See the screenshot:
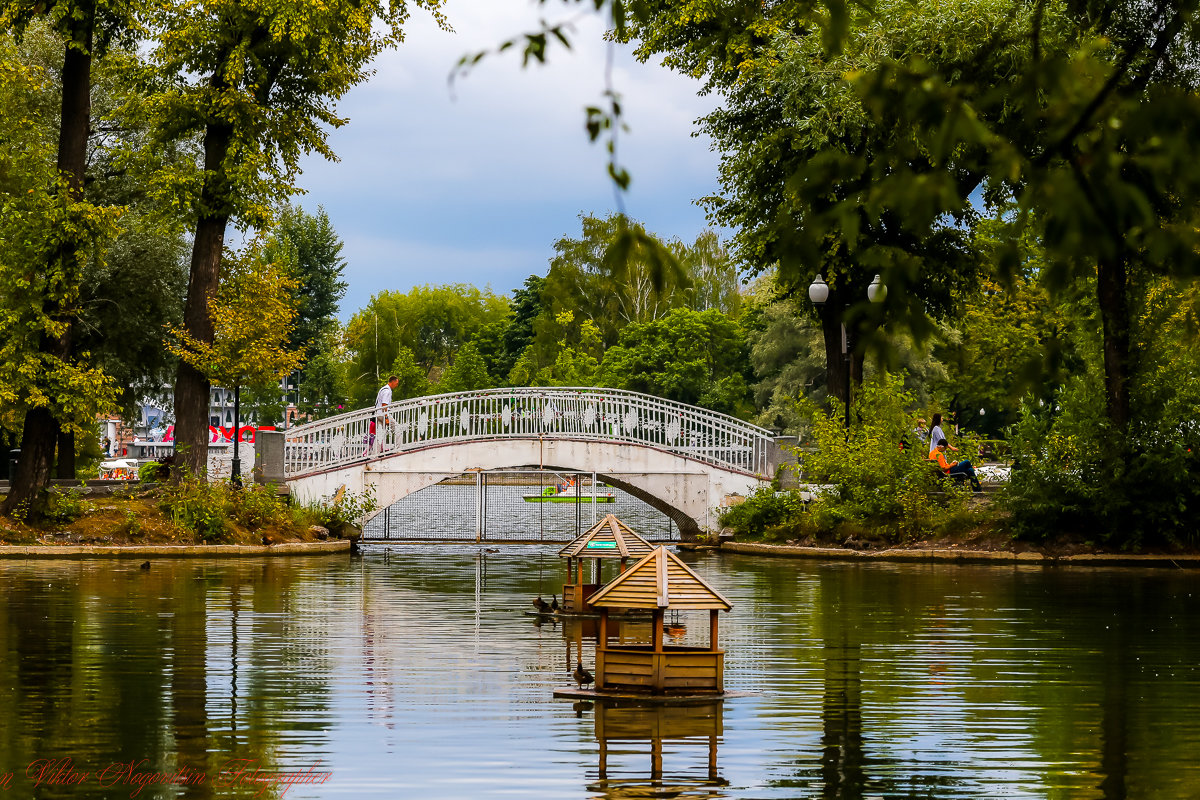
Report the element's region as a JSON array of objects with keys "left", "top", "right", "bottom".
[{"left": 146, "top": 0, "right": 448, "bottom": 478}]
